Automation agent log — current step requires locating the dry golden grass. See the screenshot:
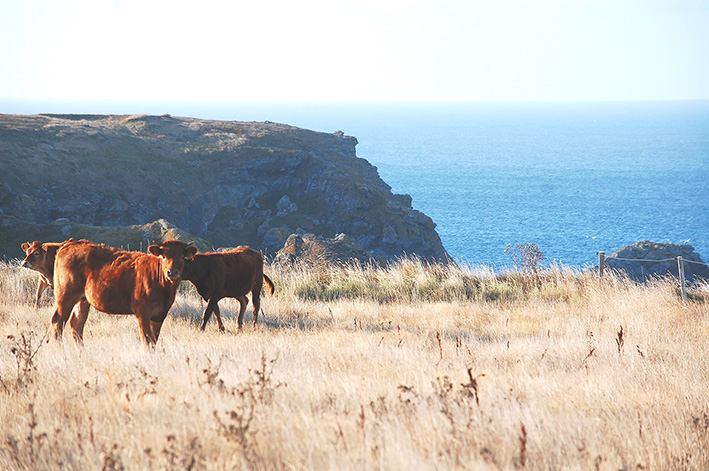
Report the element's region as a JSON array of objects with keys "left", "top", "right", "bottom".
[{"left": 1, "top": 259, "right": 708, "bottom": 470}]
